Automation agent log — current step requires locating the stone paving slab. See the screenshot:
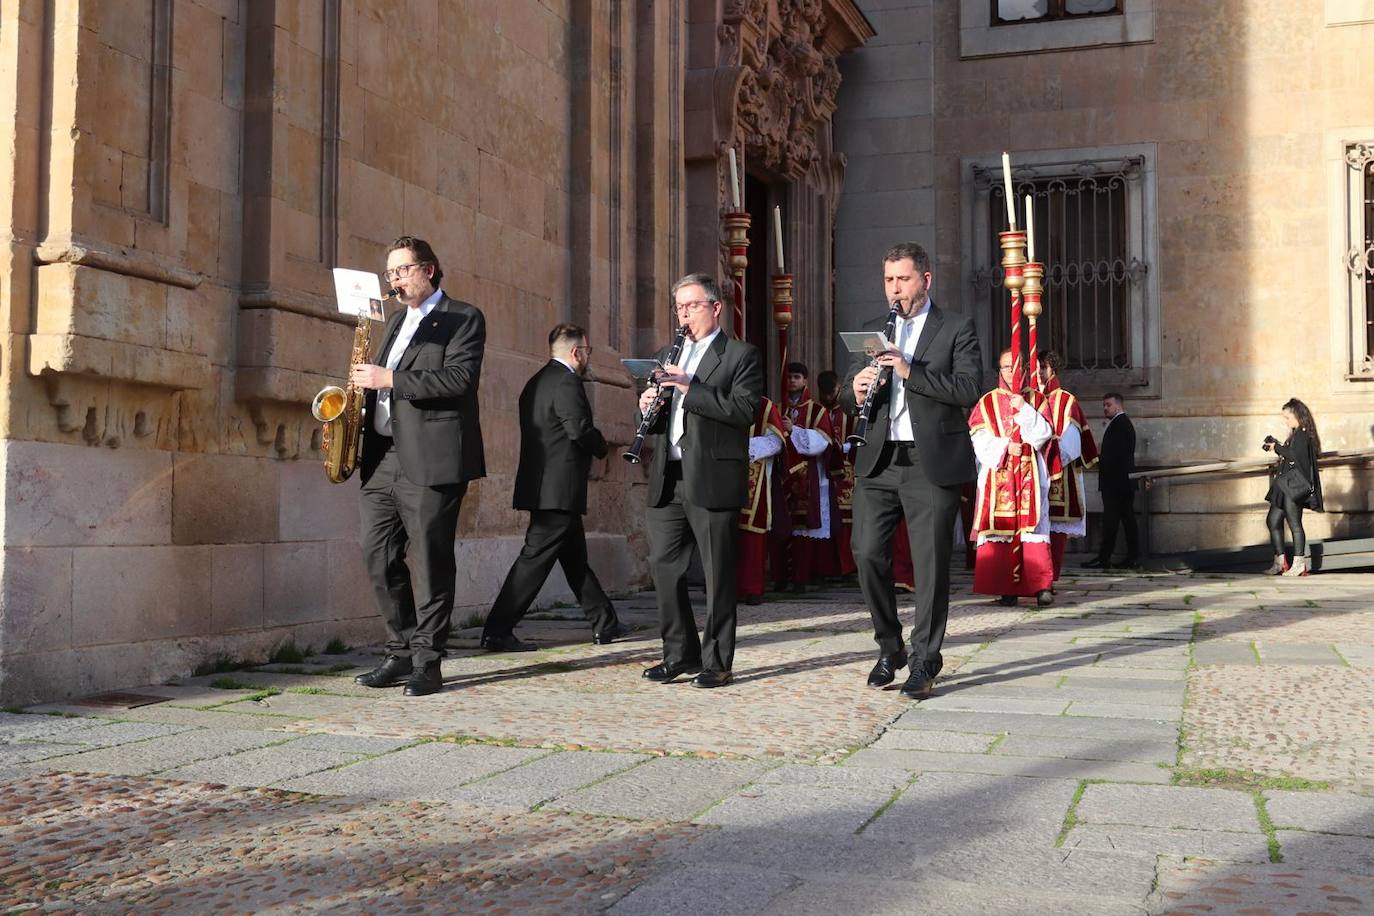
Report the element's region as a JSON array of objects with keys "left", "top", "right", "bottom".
[
  {"left": 158, "top": 745, "right": 364, "bottom": 787},
  {"left": 448, "top": 750, "right": 650, "bottom": 810},
  {"left": 45, "top": 721, "right": 195, "bottom": 748},
  {"left": 1277, "top": 830, "right": 1374, "bottom": 874},
  {"left": 610, "top": 862, "right": 798, "bottom": 915},
  {"left": 753, "top": 763, "right": 912, "bottom": 794},
  {"left": 36, "top": 729, "right": 287, "bottom": 777},
  {"left": 945, "top": 684, "right": 1185, "bottom": 705},
  {"left": 275, "top": 742, "right": 546, "bottom": 799},
  {"left": 695, "top": 782, "right": 895, "bottom": 834},
  {"left": 917, "top": 694, "right": 1071, "bottom": 716},
  {"left": 218, "top": 692, "right": 382, "bottom": 717},
  {"left": 1075, "top": 783, "right": 1261, "bottom": 833},
  {"left": 891, "top": 709, "right": 1180, "bottom": 742},
  {"left": 759, "top": 874, "right": 1146, "bottom": 916},
  {"left": 993, "top": 734, "right": 1177, "bottom": 764},
  {"left": 288, "top": 733, "right": 416, "bottom": 755},
  {"left": 1266, "top": 789, "right": 1374, "bottom": 836},
  {"left": 844, "top": 748, "right": 1171, "bottom": 784},
  {"left": 864, "top": 772, "right": 1080, "bottom": 846},
  {"left": 75, "top": 704, "right": 304, "bottom": 731},
  {"left": 1256, "top": 641, "right": 1346, "bottom": 665},
  {"left": 1065, "top": 701, "right": 1181, "bottom": 721},
  {"left": 0, "top": 712, "right": 104, "bottom": 743},
  {"left": 548, "top": 757, "right": 774, "bottom": 821},
  {"left": 1193, "top": 640, "right": 1259, "bottom": 666},
  {"left": 868, "top": 729, "right": 998, "bottom": 754},
  {"left": 1063, "top": 825, "right": 1272, "bottom": 862}
]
